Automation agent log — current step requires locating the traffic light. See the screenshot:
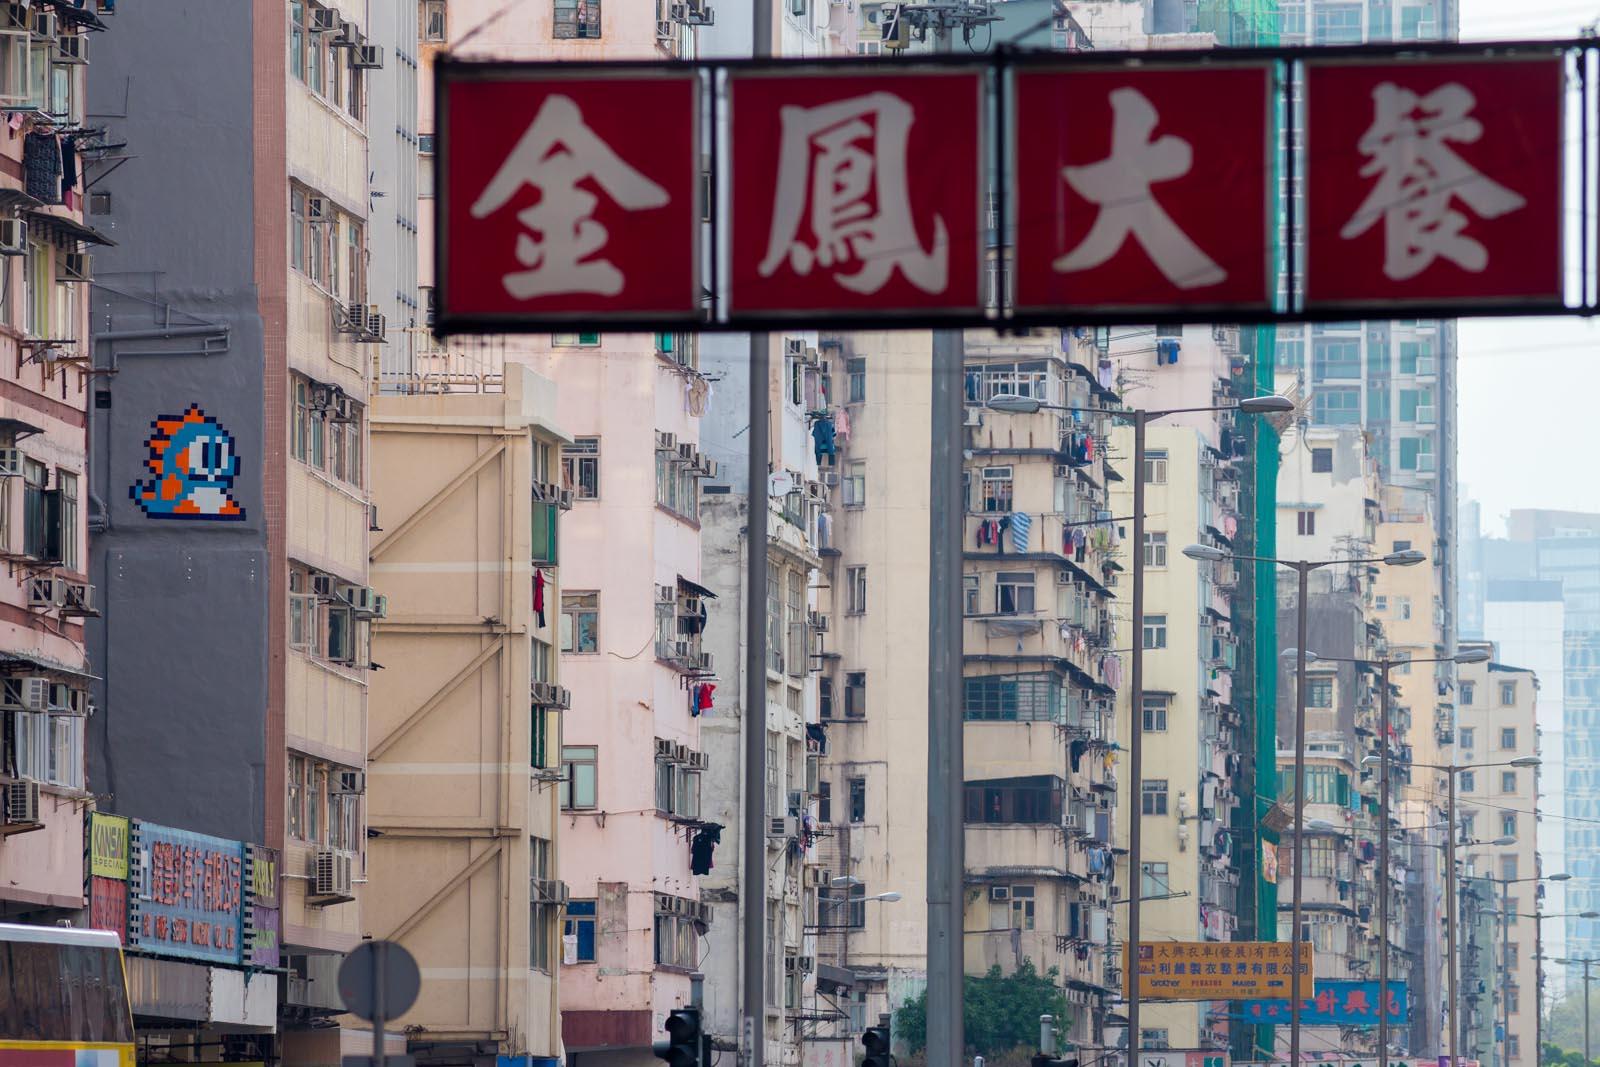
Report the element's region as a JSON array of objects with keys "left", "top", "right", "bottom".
[
  {"left": 861, "top": 1024, "right": 892, "bottom": 1067},
  {"left": 653, "top": 1007, "right": 702, "bottom": 1067}
]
